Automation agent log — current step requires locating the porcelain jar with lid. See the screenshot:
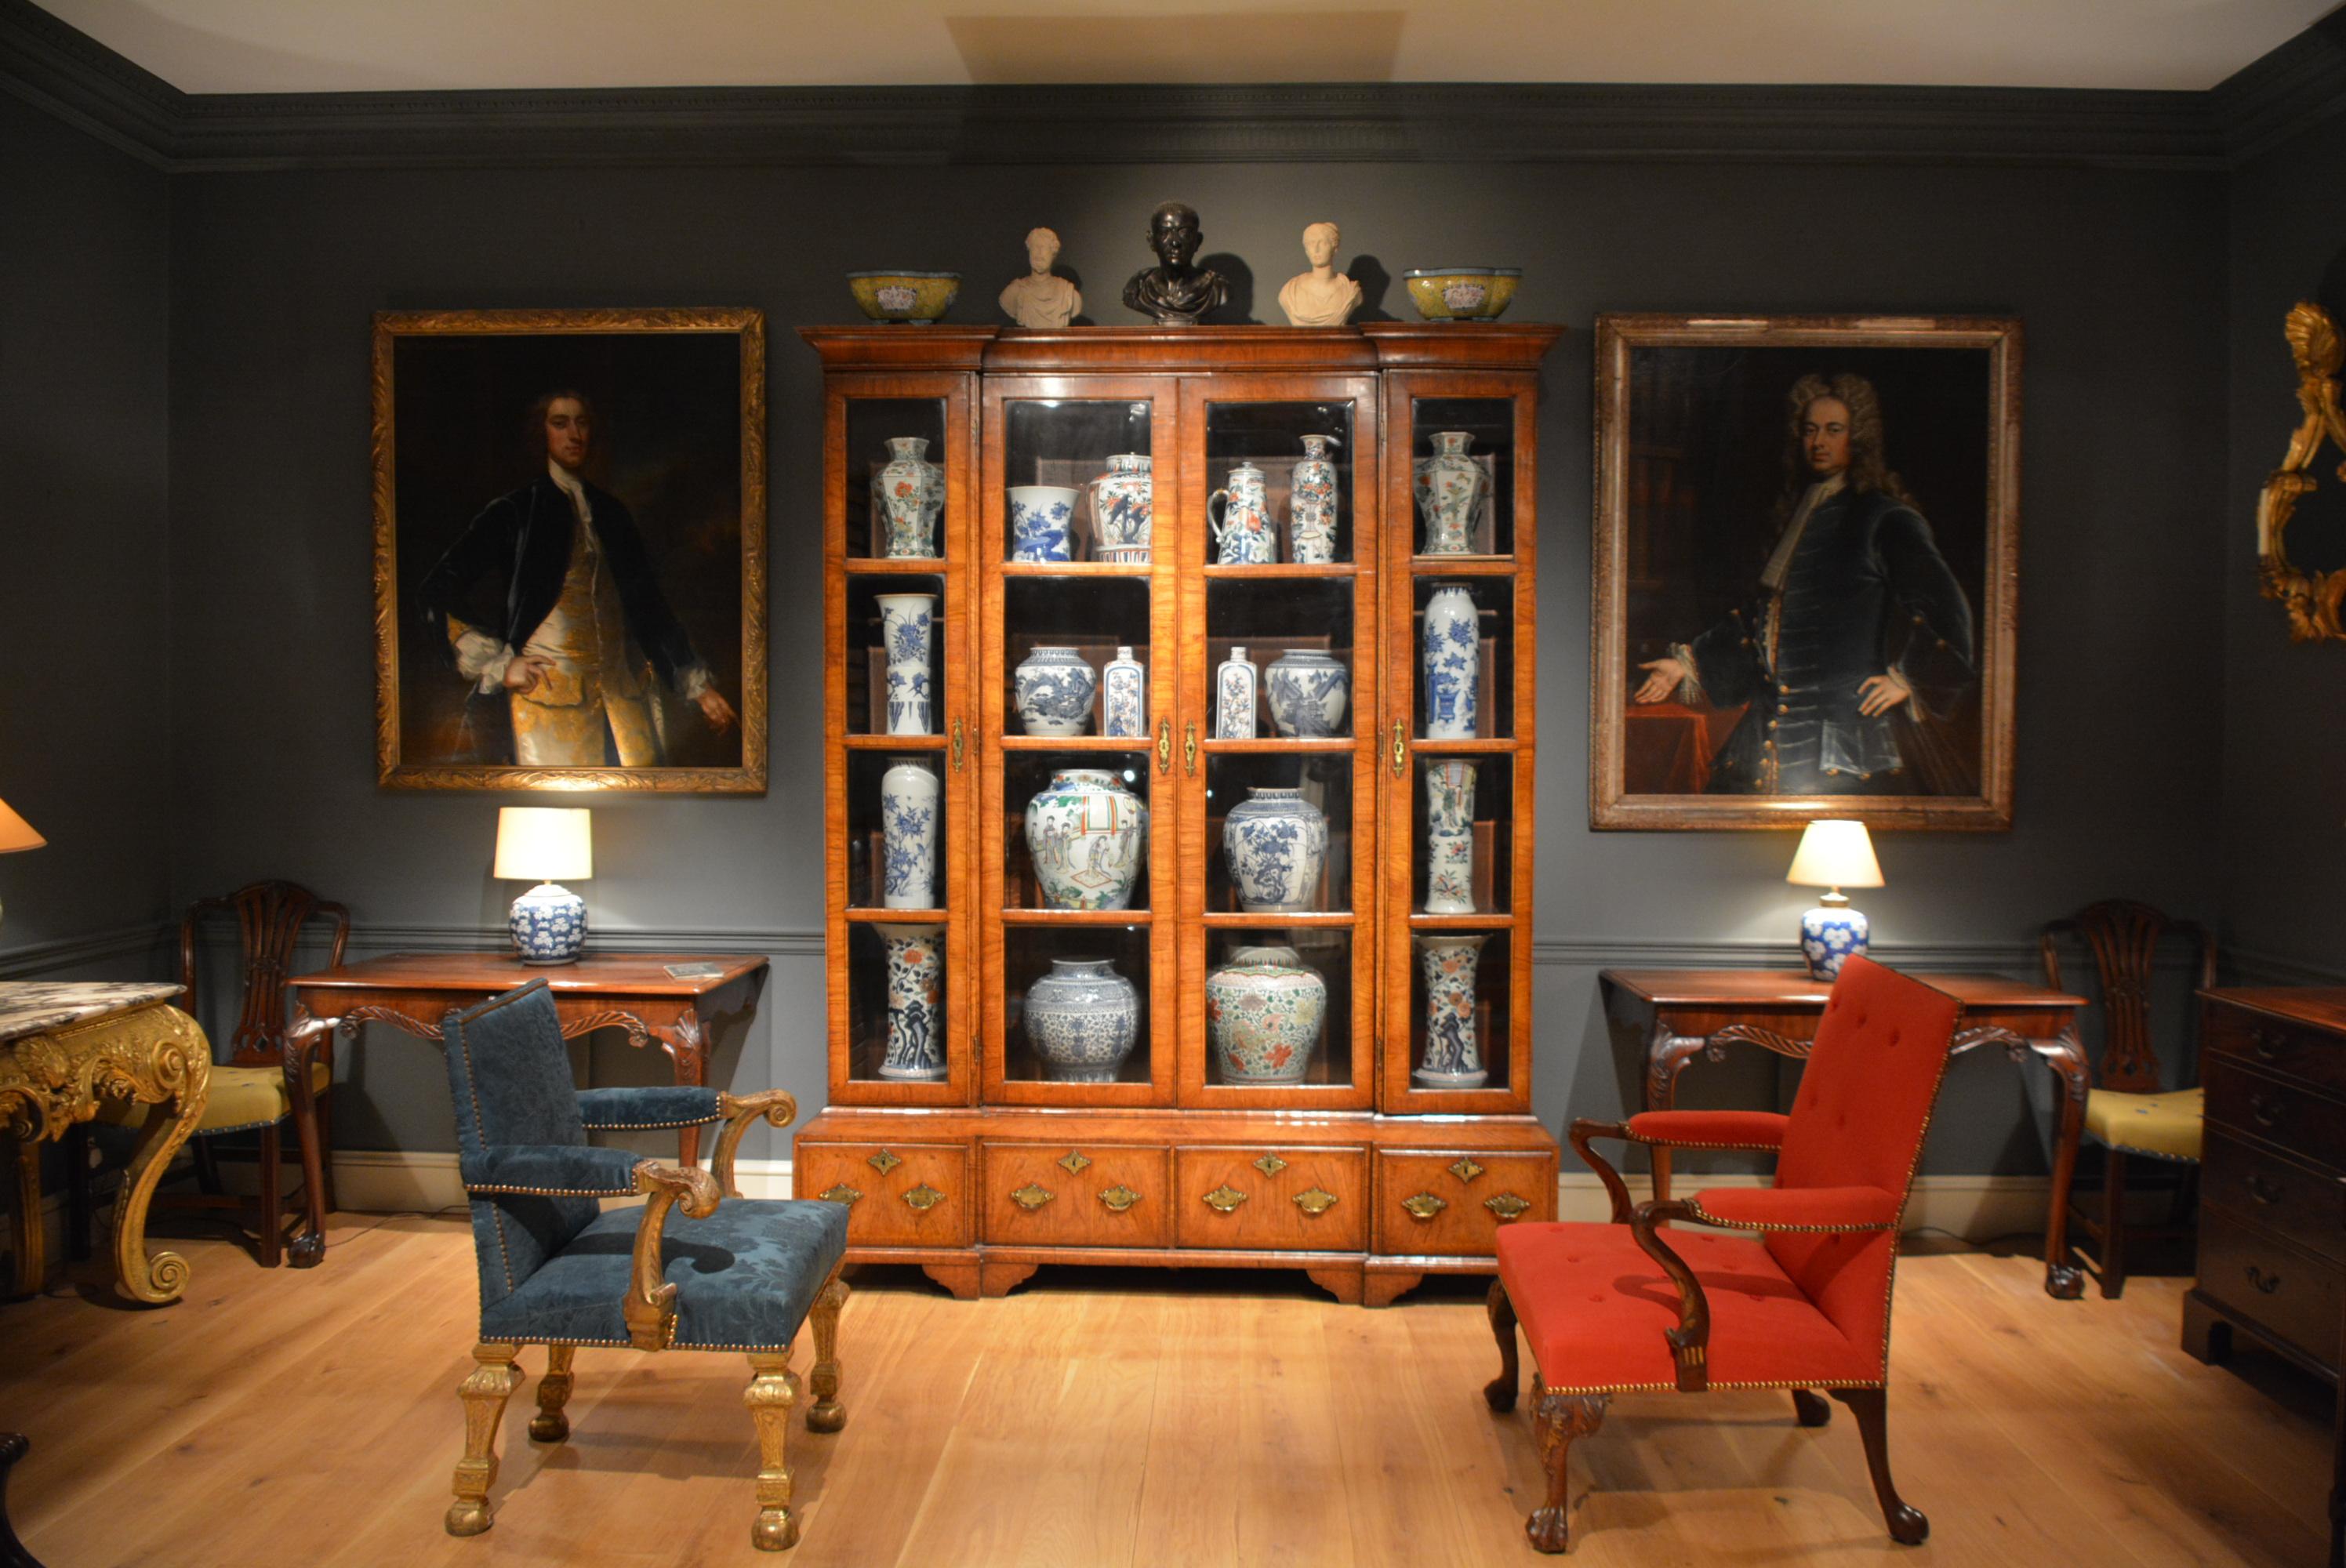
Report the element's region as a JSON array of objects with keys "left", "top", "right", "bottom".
[
  {"left": 1022, "top": 956, "right": 1140, "bottom": 1083},
  {"left": 1026, "top": 768, "right": 1146, "bottom": 910},
  {"left": 1204, "top": 944, "right": 1327, "bottom": 1084}
]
